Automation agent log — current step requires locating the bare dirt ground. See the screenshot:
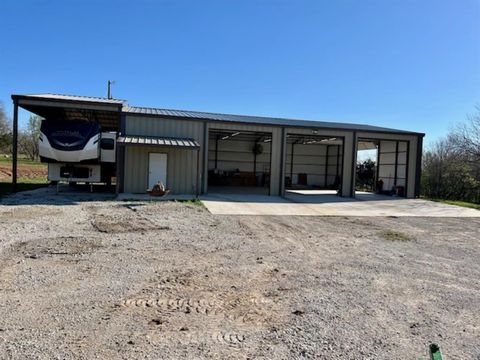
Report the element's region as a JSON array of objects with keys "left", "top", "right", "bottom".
[
  {"left": 0, "top": 162, "right": 47, "bottom": 181},
  {"left": 0, "top": 193, "right": 479, "bottom": 359}
]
